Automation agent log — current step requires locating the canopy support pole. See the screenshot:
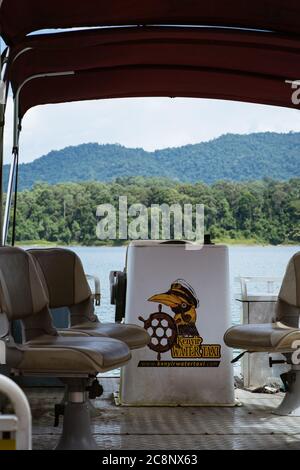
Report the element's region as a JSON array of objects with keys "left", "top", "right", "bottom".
[
  {"left": 0, "top": 46, "right": 9, "bottom": 246},
  {"left": 2, "top": 98, "right": 19, "bottom": 246},
  {"left": 2, "top": 70, "right": 75, "bottom": 245}
]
